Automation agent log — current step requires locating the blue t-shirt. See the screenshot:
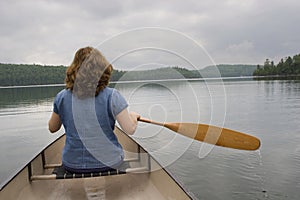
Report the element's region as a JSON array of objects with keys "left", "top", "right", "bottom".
[{"left": 53, "top": 87, "right": 128, "bottom": 170}]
